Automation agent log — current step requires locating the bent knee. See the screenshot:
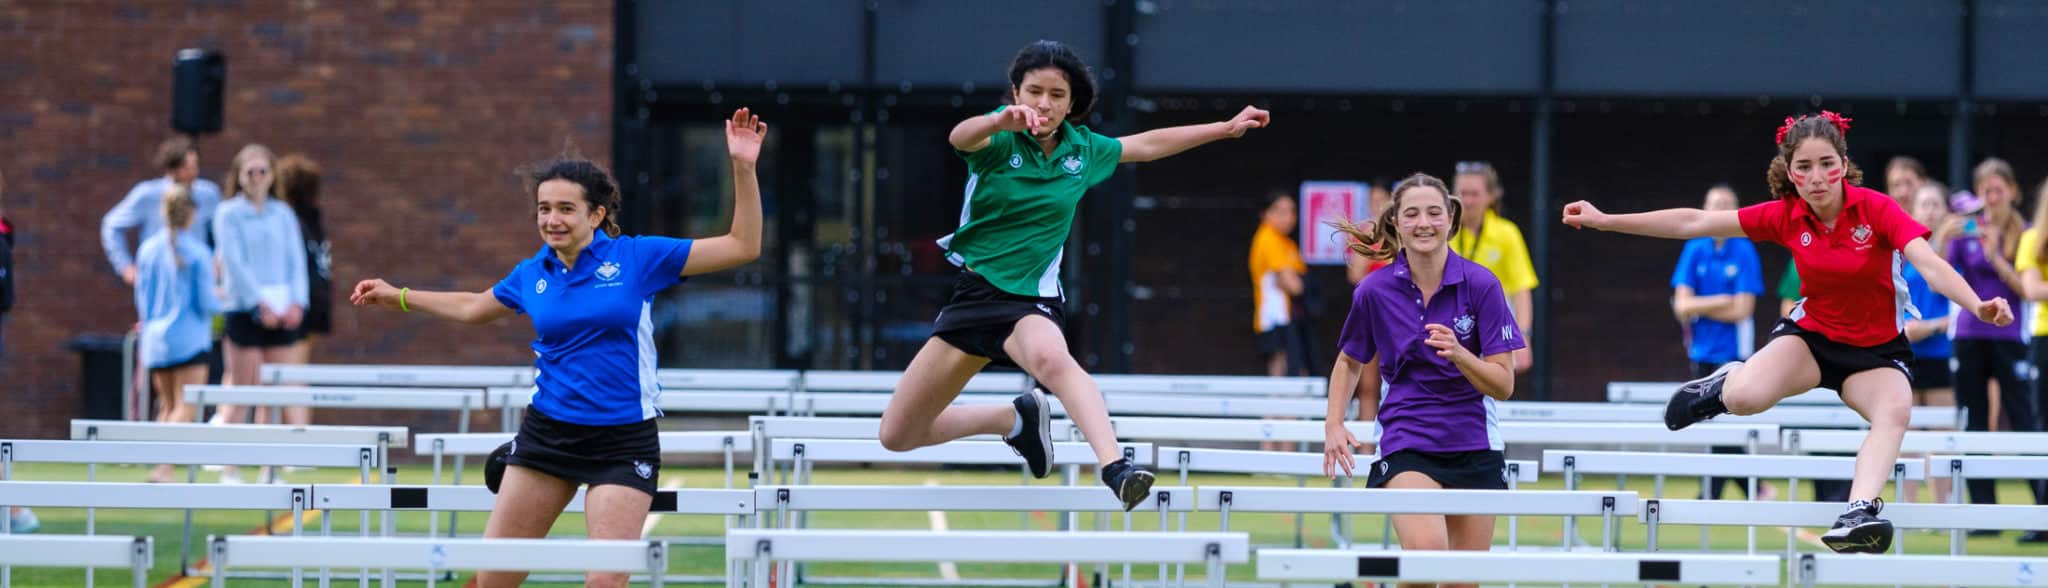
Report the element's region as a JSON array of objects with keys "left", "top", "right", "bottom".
[{"left": 877, "top": 419, "right": 923, "bottom": 452}]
